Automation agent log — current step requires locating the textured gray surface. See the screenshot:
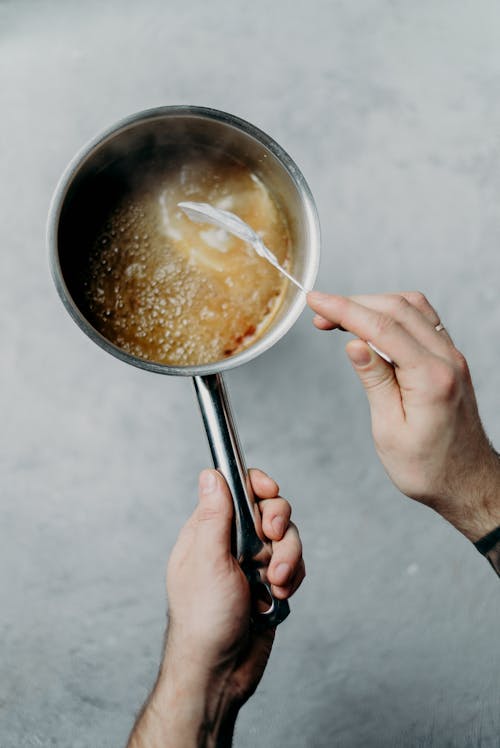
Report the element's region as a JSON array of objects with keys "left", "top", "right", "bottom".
[{"left": 1, "top": 1, "right": 500, "bottom": 746}]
